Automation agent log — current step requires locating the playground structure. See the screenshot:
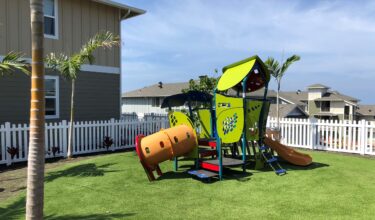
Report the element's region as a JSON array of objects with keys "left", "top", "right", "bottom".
[{"left": 135, "top": 55, "right": 312, "bottom": 181}]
